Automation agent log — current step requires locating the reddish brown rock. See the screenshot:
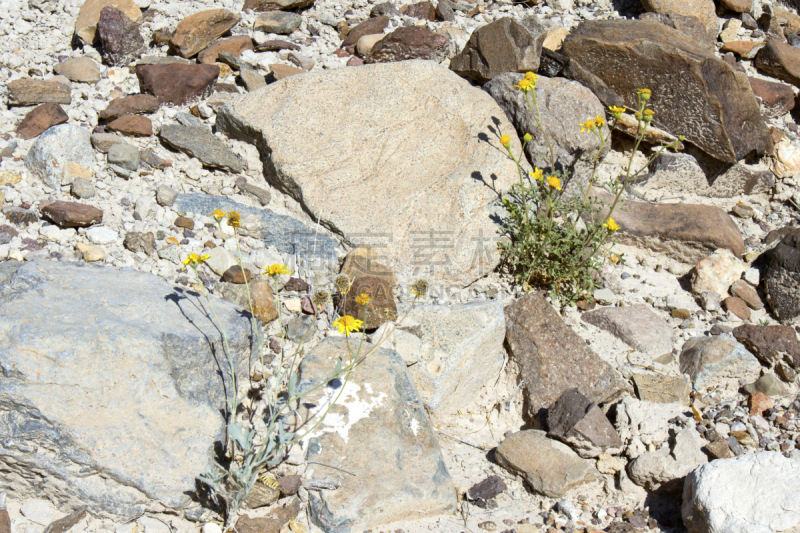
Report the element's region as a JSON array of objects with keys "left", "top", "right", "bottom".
[
  {"left": 749, "top": 390, "right": 774, "bottom": 416},
  {"left": 174, "top": 216, "right": 195, "bottom": 230},
  {"left": 41, "top": 201, "right": 103, "bottom": 228},
  {"left": 732, "top": 324, "right": 800, "bottom": 367},
  {"left": 136, "top": 63, "right": 219, "bottom": 105},
  {"left": 366, "top": 26, "right": 449, "bottom": 64},
  {"left": 197, "top": 35, "right": 253, "bottom": 64},
  {"left": 16, "top": 103, "right": 68, "bottom": 140},
  {"left": 402, "top": 1, "right": 436, "bottom": 21},
  {"left": 235, "top": 497, "right": 301, "bottom": 533},
  {"left": 505, "top": 291, "right": 628, "bottom": 423},
  {"left": 346, "top": 56, "right": 364, "bottom": 66},
  {"left": 7, "top": 79, "right": 71, "bottom": 107},
  {"left": 755, "top": 40, "right": 800, "bottom": 88},
  {"left": 748, "top": 76, "right": 795, "bottom": 117},
  {"left": 342, "top": 16, "right": 390, "bottom": 47},
  {"left": 591, "top": 189, "right": 745, "bottom": 263},
  {"left": 561, "top": 20, "right": 770, "bottom": 164},
  {"left": 170, "top": 9, "right": 241, "bottom": 58},
  {"left": 269, "top": 63, "right": 305, "bottom": 80},
  {"left": 729, "top": 279, "right": 764, "bottom": 310},
  {"left": 640, "top": 0, "right": 718, "bottom": 35},
  {"left": 99, "top": 94, "right": 159, "bottom": 120},
  {"left": 721, "top": 41, "right": 765, "bottom": 59},
  {"left": 222, "top": 265, "right": 253, "bottom": 284},
  {"left": 105, "top": 114, "right": 152, "bottom": 136},
  {"left": 722, "top": 296, "right": 751, "bottom": 320}
]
